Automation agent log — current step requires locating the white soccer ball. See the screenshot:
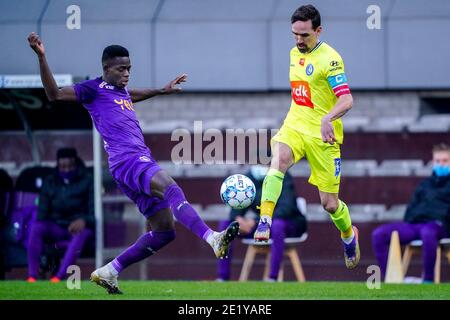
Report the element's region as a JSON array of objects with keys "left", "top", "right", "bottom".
[{"left": 220, "top": 174, "right": 256, "bottom": 210}]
